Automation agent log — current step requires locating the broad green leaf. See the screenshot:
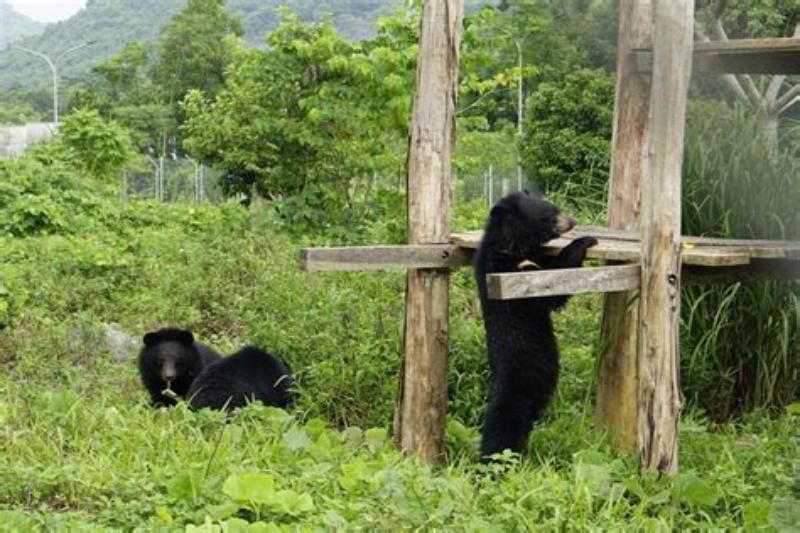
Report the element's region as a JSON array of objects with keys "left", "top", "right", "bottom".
[
  {"left": 222, "top": 472, "right": 275, "bottom": 506},
  {"left": 282, "top": 427, "right": 311, "bottom": 452},
  {"left": 674, "top": 471, "right": 720, "bottom": 509}
]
